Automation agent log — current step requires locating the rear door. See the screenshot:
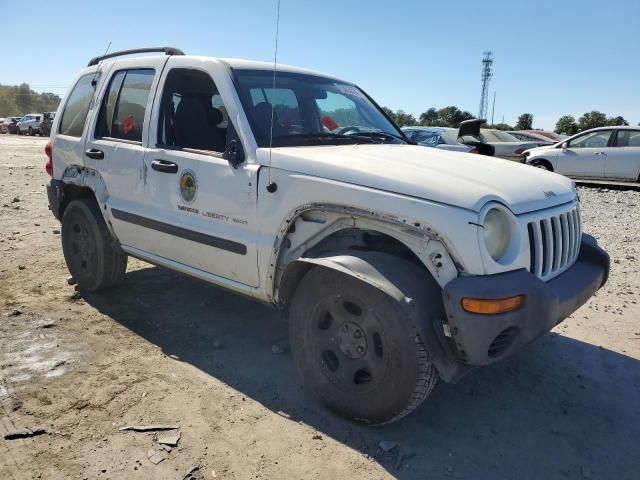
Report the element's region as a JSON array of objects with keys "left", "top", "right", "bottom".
[
  {"left": 53, "top": 67, "right": 111, "bottom": 172},
  {"left": 605, "top": 129, "right": 640, "bottom": 180},
  {"left": 556, "top": 130, "right": 612, "bottom": 178},
  {"left": 139, "top": 59, "right": 260, "bottom": 287},
  {"left": 84, "top": 57, "right": 168, "bottom": 249}
]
